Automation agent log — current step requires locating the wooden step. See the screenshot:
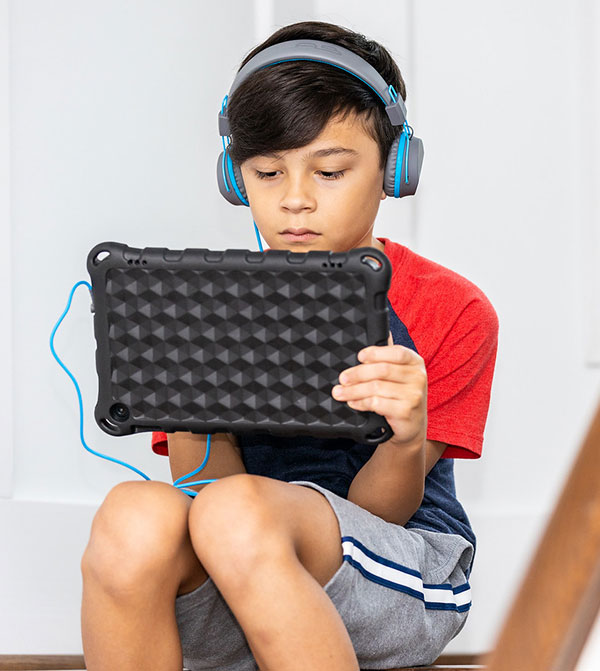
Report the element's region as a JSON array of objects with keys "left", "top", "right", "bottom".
[{"left": 0, "top": 653, "right": 485, "bottom": 670}]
